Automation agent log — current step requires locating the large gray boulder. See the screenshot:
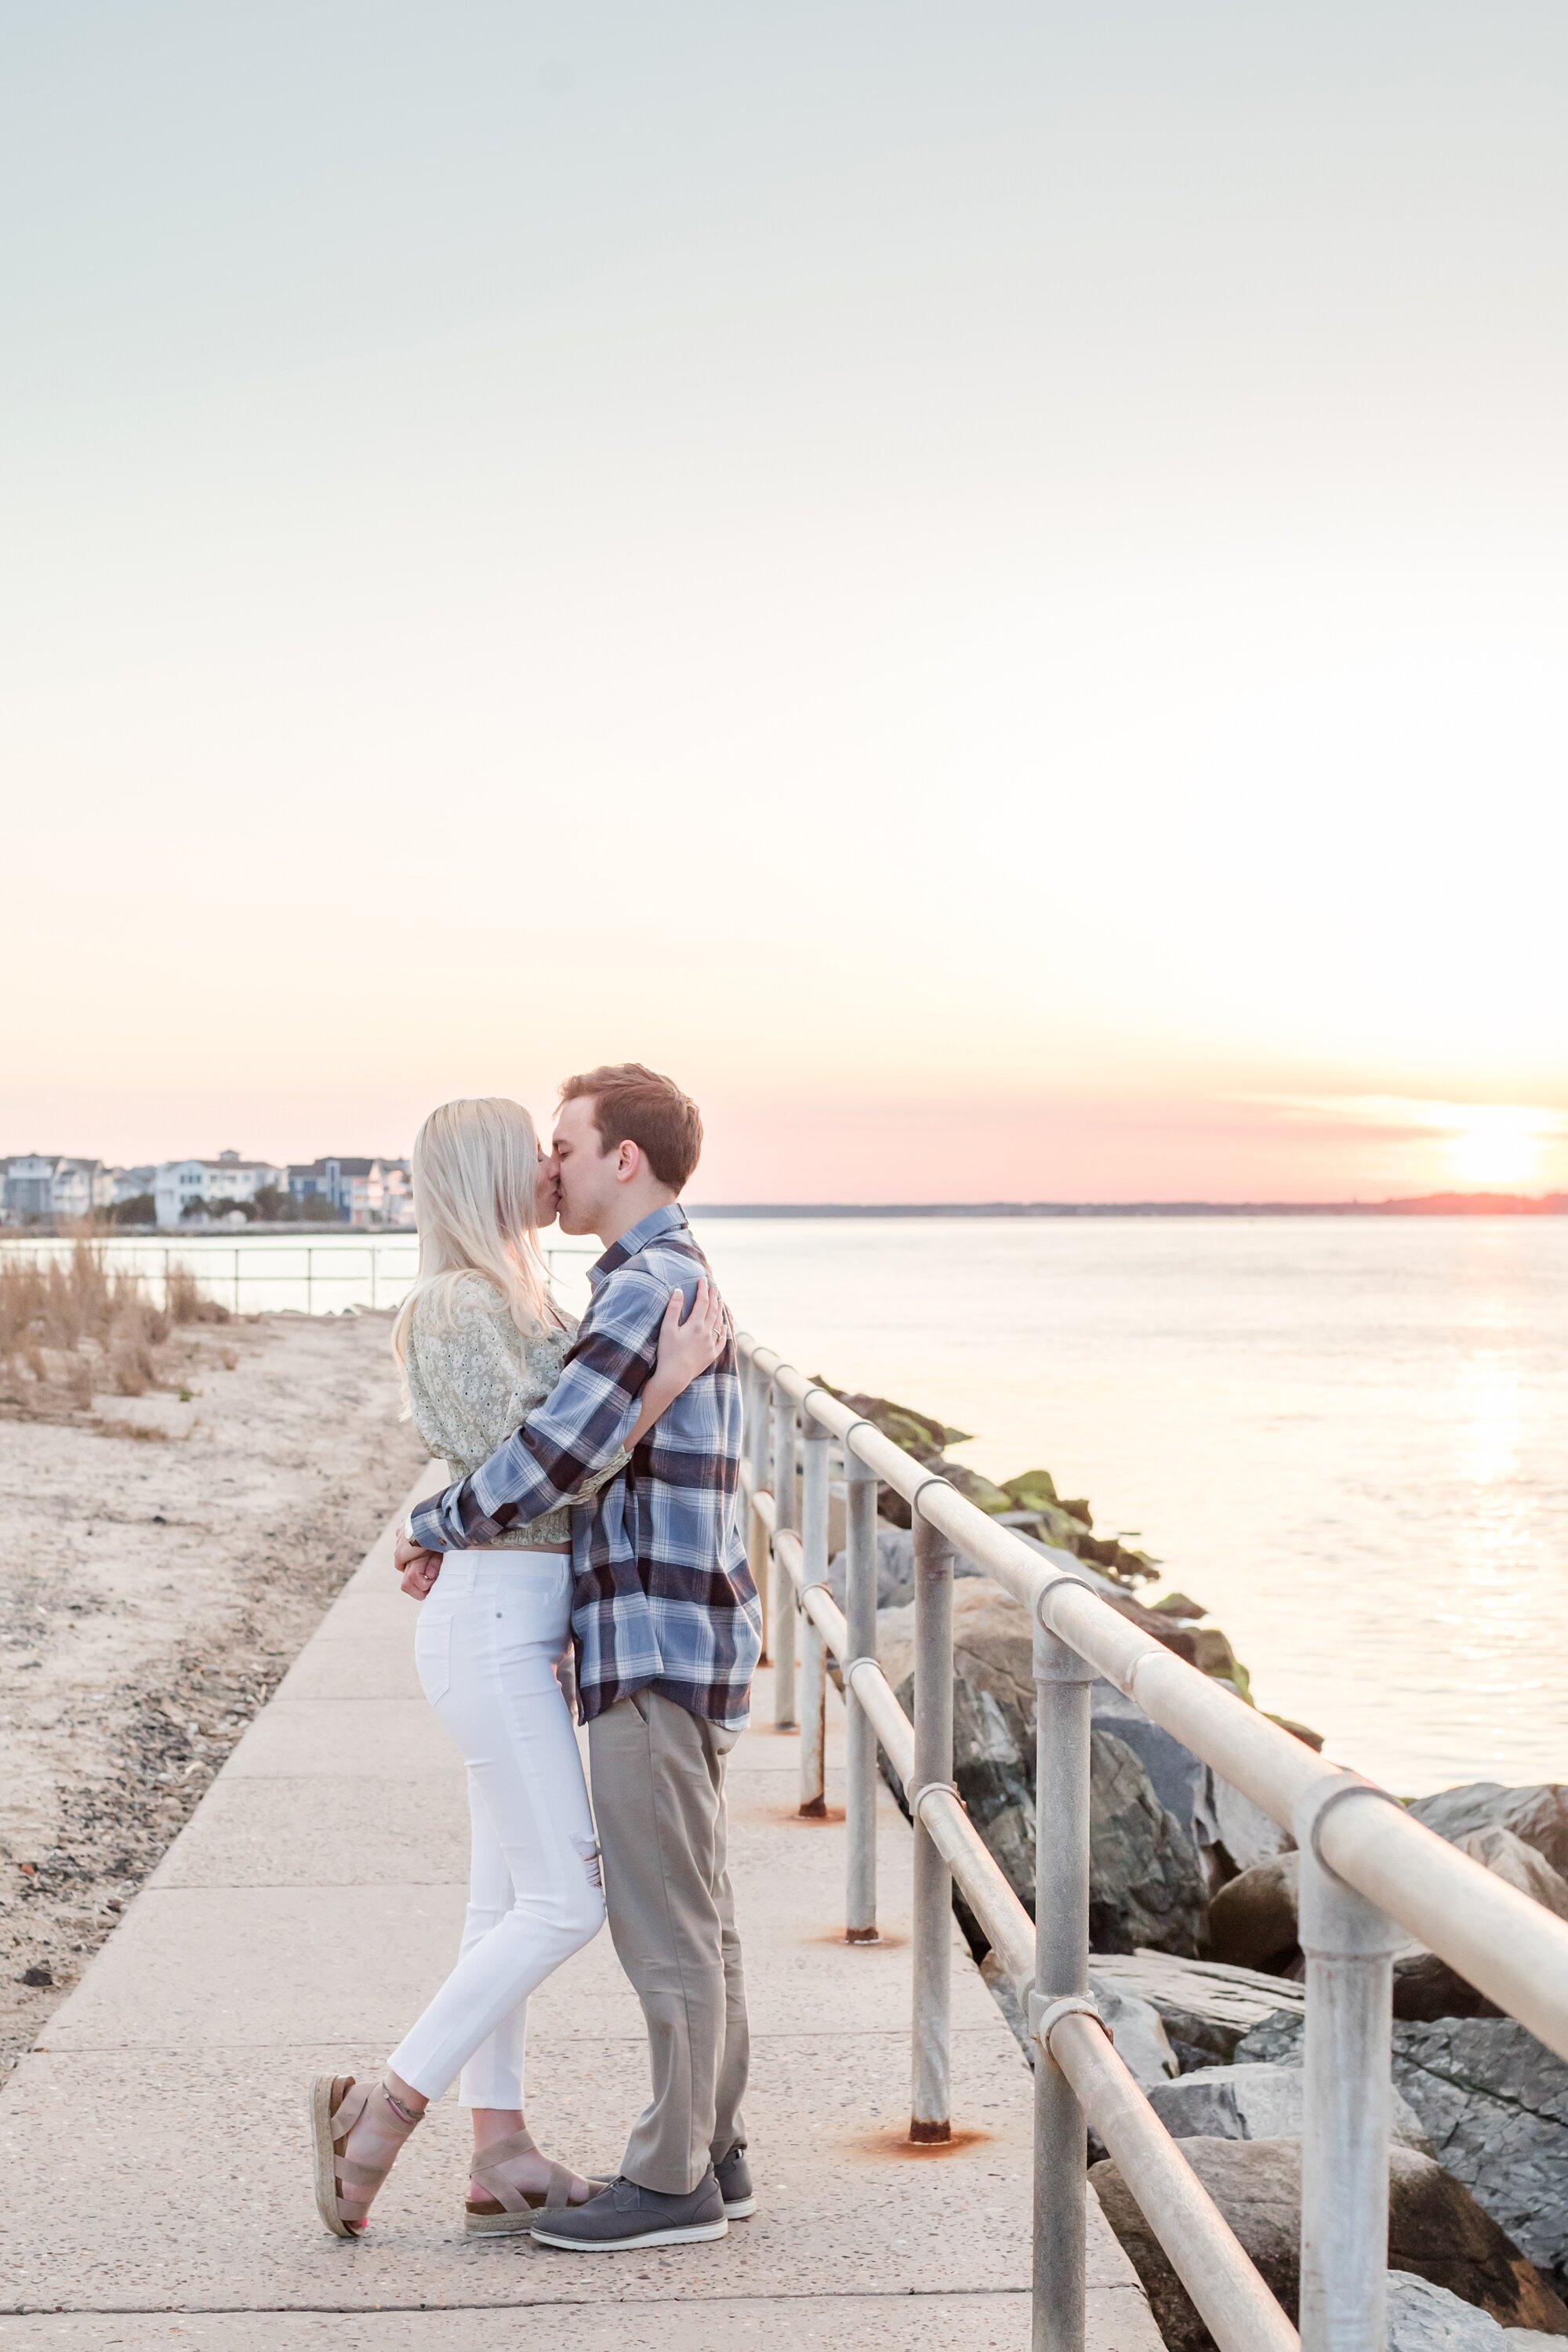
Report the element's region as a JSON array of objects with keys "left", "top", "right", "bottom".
[
  {"left": 829, "top": 1526, "right": 988, "bottom": 1612},
  {"left": 880, "top": 1581, "right": 1207, "bottom": 1955},
  {"left": 1232, "top": 2012, "right": 1568, "bottom": 2292},
  {"left": 1204, "top": 1828, "right": 1568, "bottom": 2024},
  {"left": 1387, "top": 2270, "right": 1568, "bottom": 2347},
  {"left": 1409, "top": 1785, "right": 1568, "bottom": 1881},
  {"left": 1205, "top": 1851, "right": 1301, "bottom": 1973},
  {"left": 1093, "top": 1681, "right": 1208, "bottom": 1848},
  {"left": 1090, "top": 2138, "right": 1568, "bottom": 2350},
  {"left": 1394, "top": 1828, "right": 1568, "bottom": 2023},
  {"left": 1089, "top": 1727, "right": 1207, "bottom": 1955},
  {"left": 1456, "top": 1827, "right": 1568, "bottom": 1918},
  {"left": 1147, "top": 2060, "right": 1430, "bottom": 2151},
  {"left": 1395, "top": 2020, "right": 1568, "bottom": 2295},
  {"left": 1210, "top": 1769, "right": 1295, "bottom": 1874},
  {"left": 872, "top": 1577, "right": 1284, "bottom": 1889},
  {"left": 1091, "top": 1950, "right": 1305, "bottom": 2072},
  {"left": 1388, "top": 2271, "right": 1513, "bottom": 2348}
]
